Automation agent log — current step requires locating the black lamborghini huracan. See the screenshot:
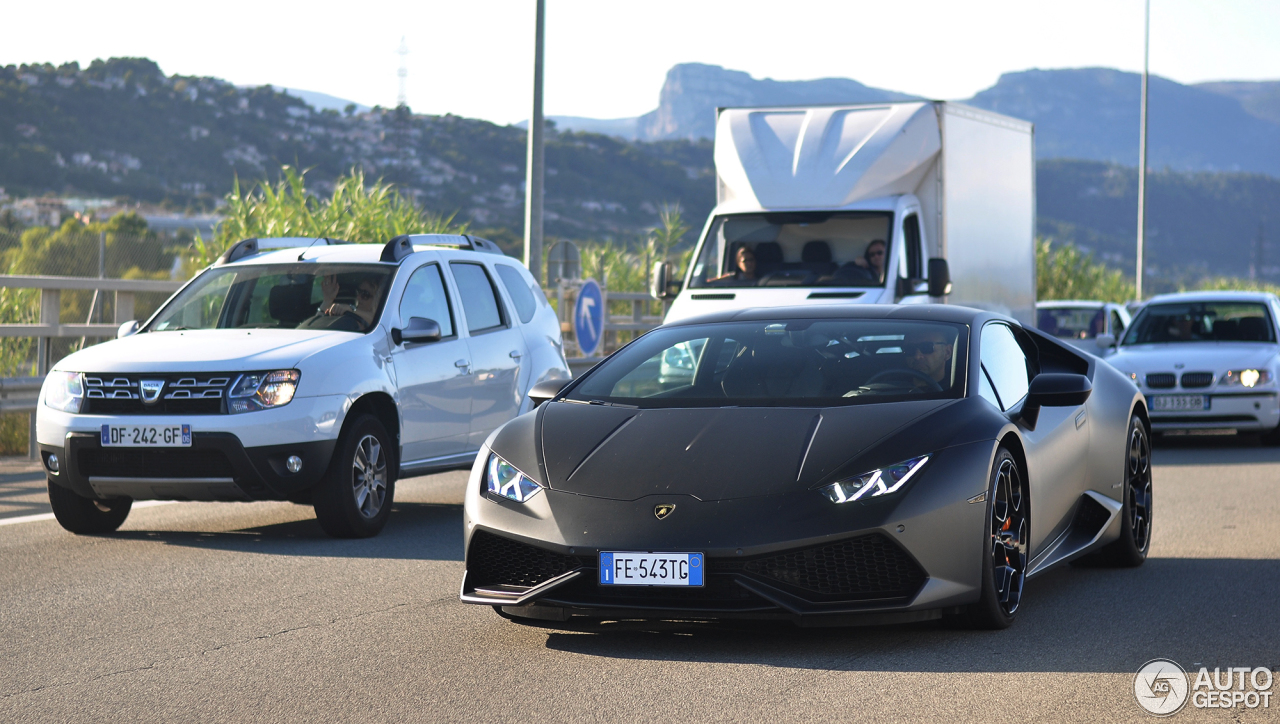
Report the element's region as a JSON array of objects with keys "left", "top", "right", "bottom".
[{"left": 460, "top": 305, "right": 1151, "bottom": 629}]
